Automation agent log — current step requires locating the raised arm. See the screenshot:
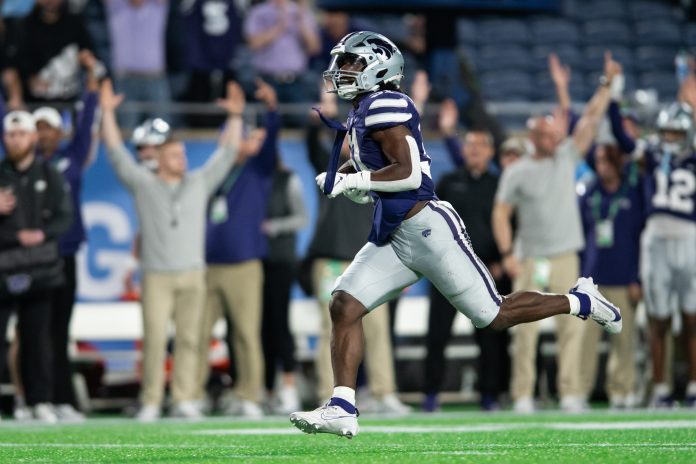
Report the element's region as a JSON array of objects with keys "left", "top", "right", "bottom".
[
  {"left": 410, "top": 70, "right": 431, "bottom": 115},
  {"left": 201, "top": 81, "right": 244, "bottom": 193},
  {"left": 250, "top": 78, "right": 281, "bottom": 174},
  {"left": 549, "top": 53, "right": 572, "bottom": 114},
  {"left": 439, "top": 99, "right": 464, "bottom": 168},
  {"left": 100, "top": 79, "right": 147, "bottom": 188},
  {"left": 571, "top": 51, "right": 622, "bottom": 155},
  {"left": 67, "top": 50, "right": 101, "bottom": 168},
  {"left": 608, "top": 99, "right": 636, "bottom": 155}
]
